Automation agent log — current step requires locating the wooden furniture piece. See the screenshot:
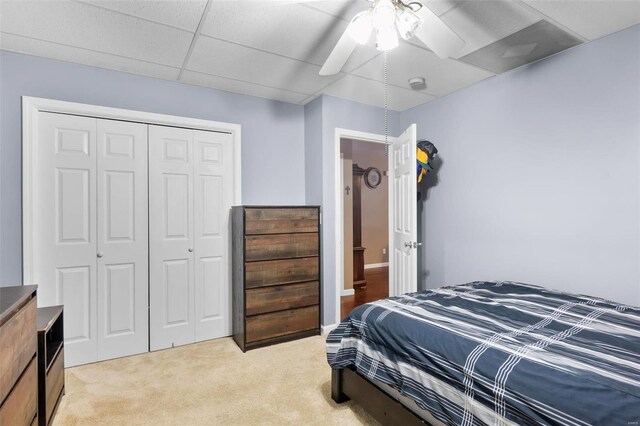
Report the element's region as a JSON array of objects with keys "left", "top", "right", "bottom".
[
  {"left": 36, "top": 306, "right": 64, "bottom": 426},
  {"left": 352, "top": 164, "right": 367, "bottom": 291},
  {"left": 232, "top": 206, "right": 321, "bottom": 351},
  {"left": 0, "top": 285, "right": 38, "bottom": 426},
  {"left": 332, "top": 368, "right": 426, "bottom": 426}
]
